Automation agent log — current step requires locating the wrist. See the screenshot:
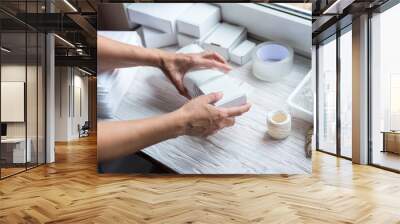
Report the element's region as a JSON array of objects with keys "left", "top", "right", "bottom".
[
  {"left": 156, "top": 50, "right": 172, "bottom": 69},
  {"left": 168, "top": 108, "right": 190, "bottom": 137}
]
